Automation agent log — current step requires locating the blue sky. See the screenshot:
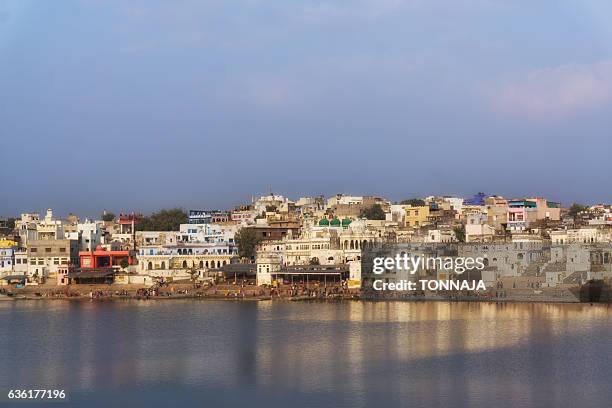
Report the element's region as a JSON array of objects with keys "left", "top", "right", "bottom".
[{"left": 1, "top": 0, "right": 611, "bottom": 217}]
